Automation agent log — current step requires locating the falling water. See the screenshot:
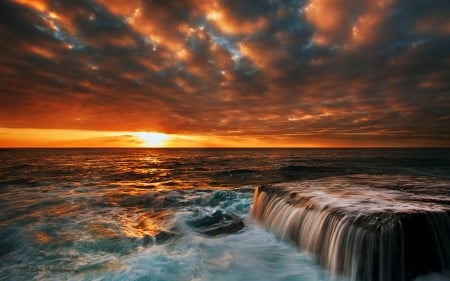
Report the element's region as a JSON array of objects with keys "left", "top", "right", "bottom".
[
  {"left": 252, "top": 175, "right": 450, "bottom": 281},
  {"left": 1, "top": 149, "right": 450, "bottom": 280}
]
